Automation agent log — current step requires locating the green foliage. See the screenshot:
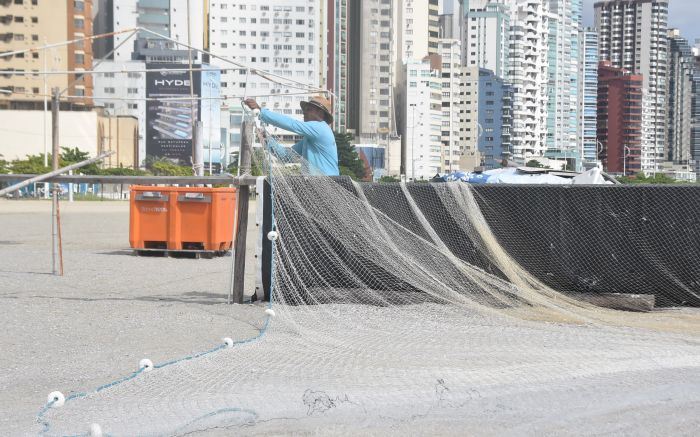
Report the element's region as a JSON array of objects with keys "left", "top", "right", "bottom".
[
  {"left": 616, "top": 172, "right": 677, "bottom": 184},
  {"left": 334, "top": 131, "right": 366, "bottom": 181},
  {"left": 60, "top": 147, "right": 99, "bottom": 174},
  {"left": 150, "top": 161, "right": 193, "bottom": 176},
  {"left": 0, "top": 154, "right": 9, "bottom": 174},
  {"left": 143, "top": 155, "right": 192, "bottom": 176},
  {"left": 525, "top": 159, "right": 548, "bottom": 169},
  {"left": 97, "top": 166, "right": 149, "bottom": 176},
  {"left": 10, "top": 154, "right": 51, "bottom": 174},
  {"left": 378, "top": 176, "right": 400, "bottom": 183}
]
